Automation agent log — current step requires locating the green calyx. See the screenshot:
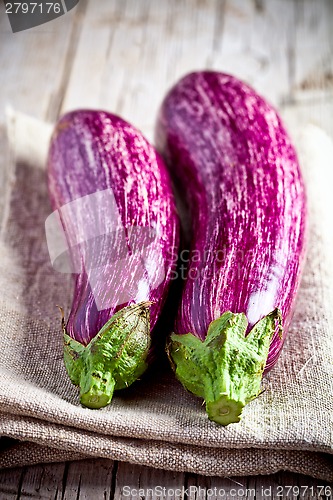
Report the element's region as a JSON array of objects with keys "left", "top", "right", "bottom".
[
  {"left": 167, "top": 308, "right": 282, "bottom": 426},
  {"left": 63, "top": 301, "right": 151, "bottom": 409}
]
